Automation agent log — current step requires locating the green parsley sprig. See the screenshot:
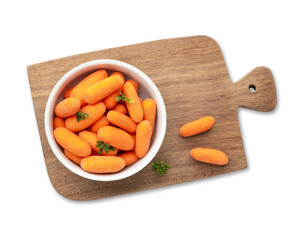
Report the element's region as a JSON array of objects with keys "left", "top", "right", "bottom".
[
  {"left": 75, "top": 111, "right": 89, "bottom": 122},
  {"left": 115, "top": 93, "right": 134, "bottom": 103},
  {"left": 152, "top": 160, "right": 171, "bottom": 175},
  {"left": 96, "top": 140, "right": 116, "bottom": 155}
]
